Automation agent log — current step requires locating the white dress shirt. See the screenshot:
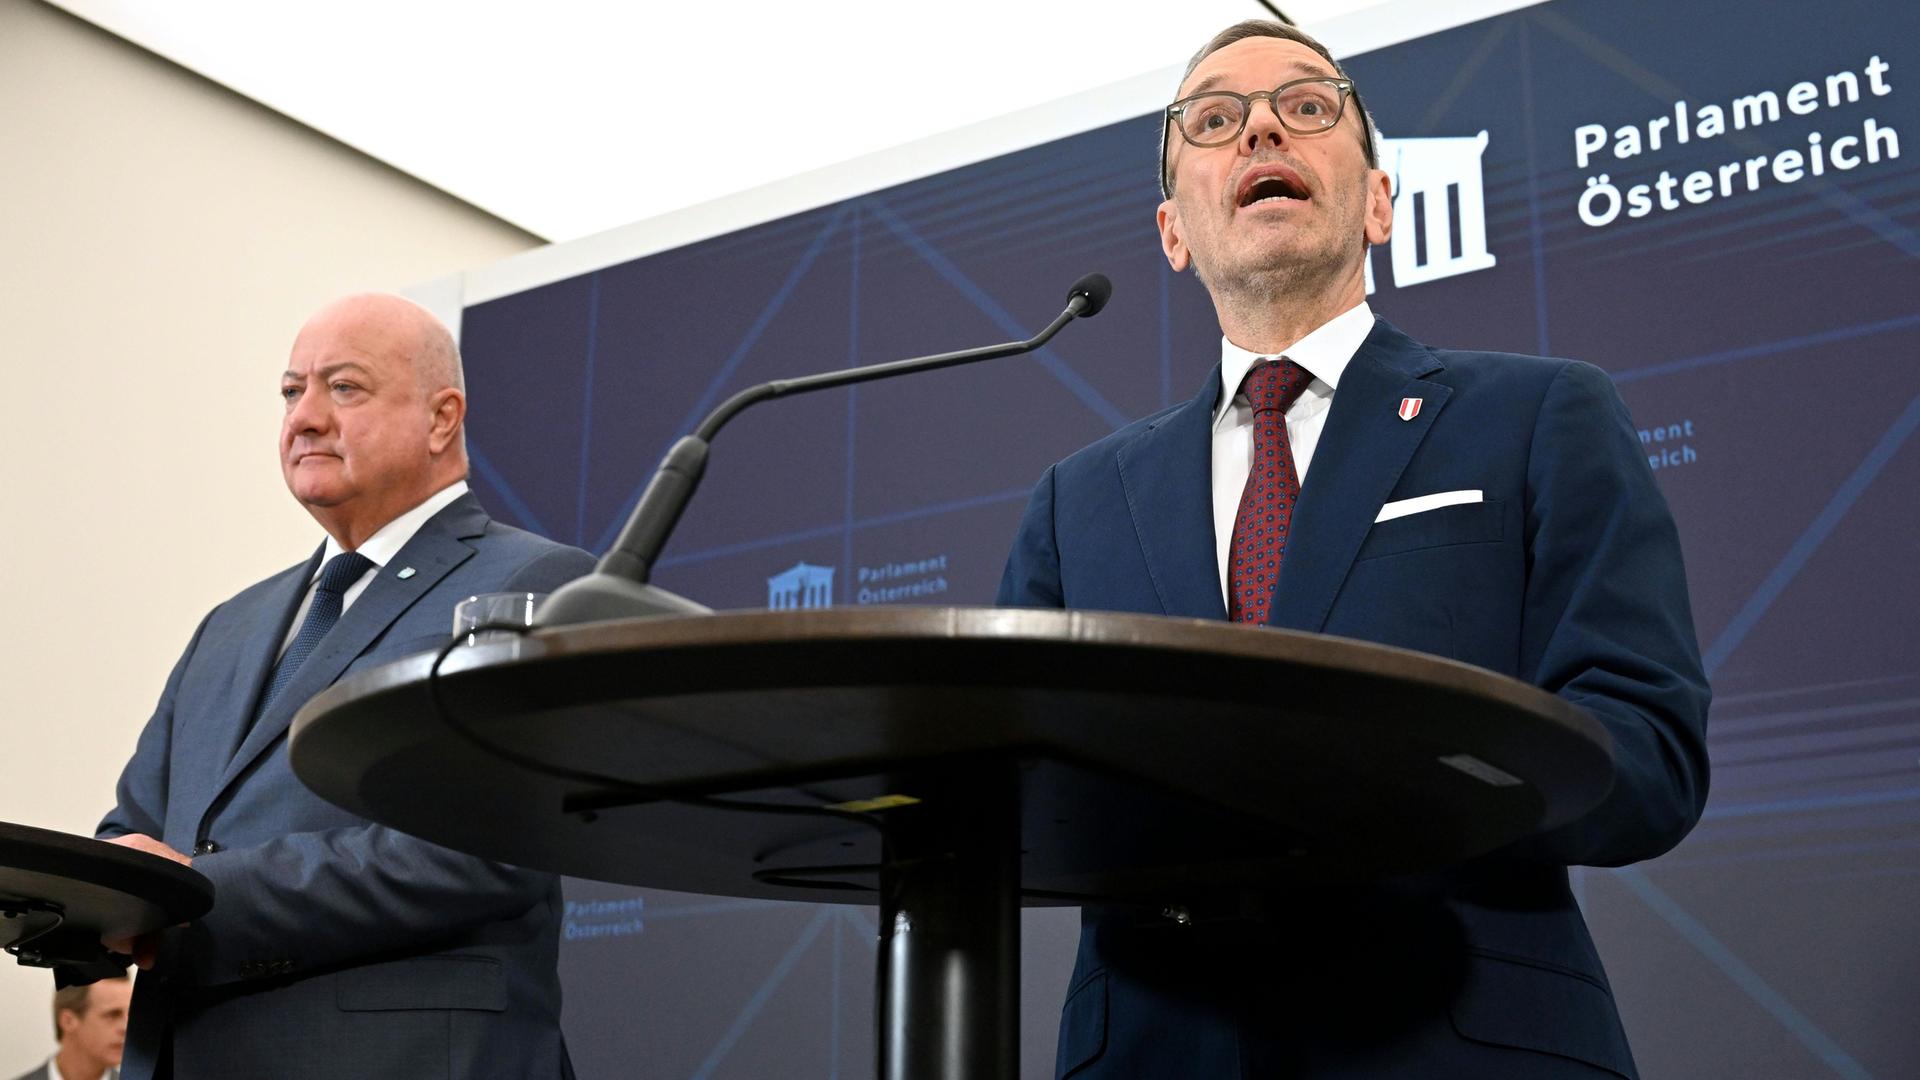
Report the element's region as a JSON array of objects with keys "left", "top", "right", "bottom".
[
  {"left": 274, "top": 480, "right": 470, "bottom": 661},
  {"left": 1211, "top": 303, "right": 1376, "bottom": 603},
  {"left": 46, "top": 1054, "right": 118, "bottom": 1079}
]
